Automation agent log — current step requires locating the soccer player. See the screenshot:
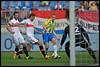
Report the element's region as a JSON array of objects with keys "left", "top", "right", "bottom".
[
  {"left": 59, "top": 23, "right": 97, "bottom": 63},
  {"left": 21, "top": 13, "right": 49, "bottom": 59},
  {"left": 6, "top": 11, "right": 31, "bottom": 60},
  {"left": 42, "top": 13, "right": 61, "bottom": 59}
]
